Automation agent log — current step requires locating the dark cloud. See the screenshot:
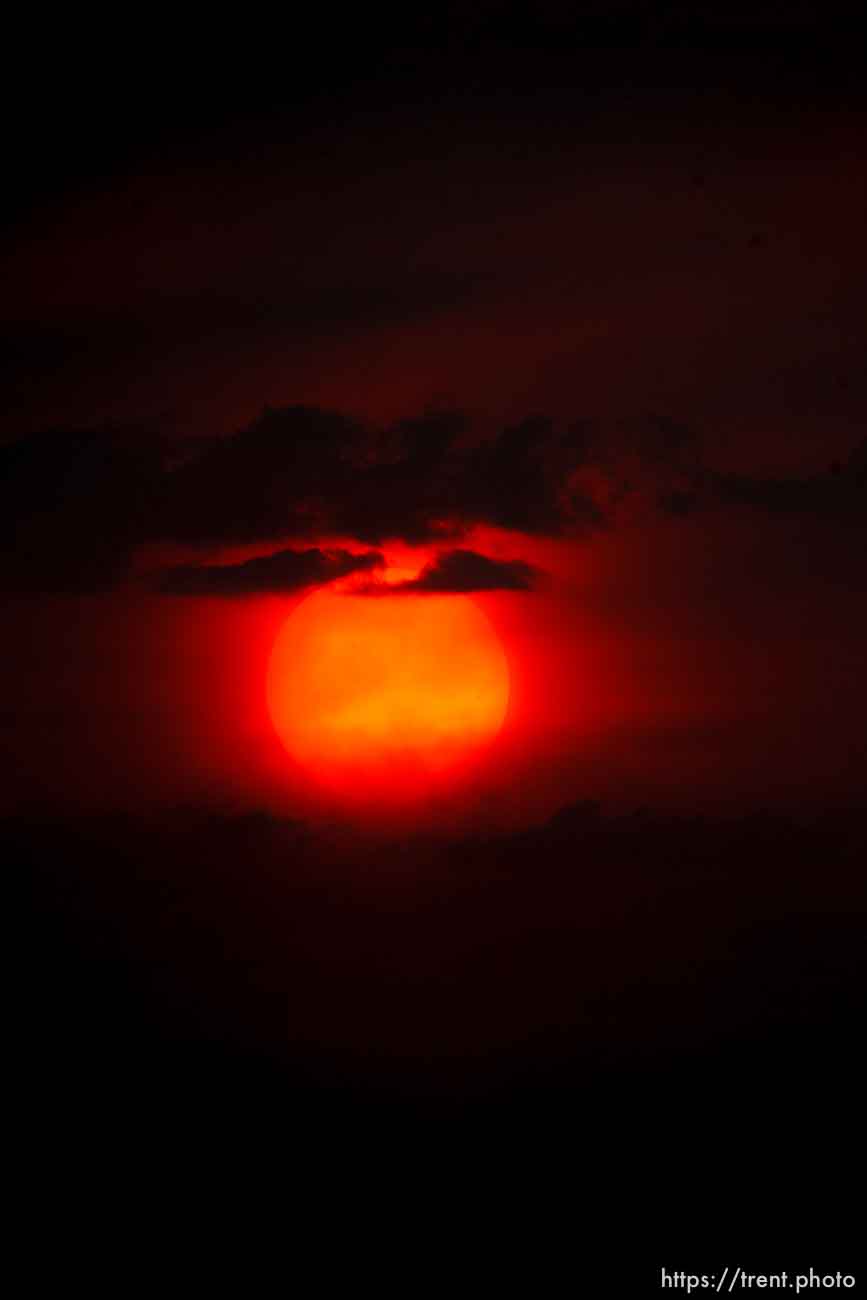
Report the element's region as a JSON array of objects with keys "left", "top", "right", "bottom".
[
  {"left": 0, "top": 406, "right": 611, "bottom": 592},
  {"left": 659, "top": 436, "right": 867, "bottom": 524},
  {"left": 713, "top": 438, "right": 867, "bottom": 521},
  {"left": 153, "top": 408, "right": 628, "bottom": 547},
  {"left": 380, "top": 549, "right": 539, "bottom": 594},
  {"left": 159, "top": 547, "right": 384, "bottom": 596},
  {"left": 3, "top": 407, "right": 863, "bottom": 594},
  {"left": 157, "top": 406, "right": 370, "bottom": 545},
  {"left": 0, "top": 427, "right": 165, "bottom": 593}
]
